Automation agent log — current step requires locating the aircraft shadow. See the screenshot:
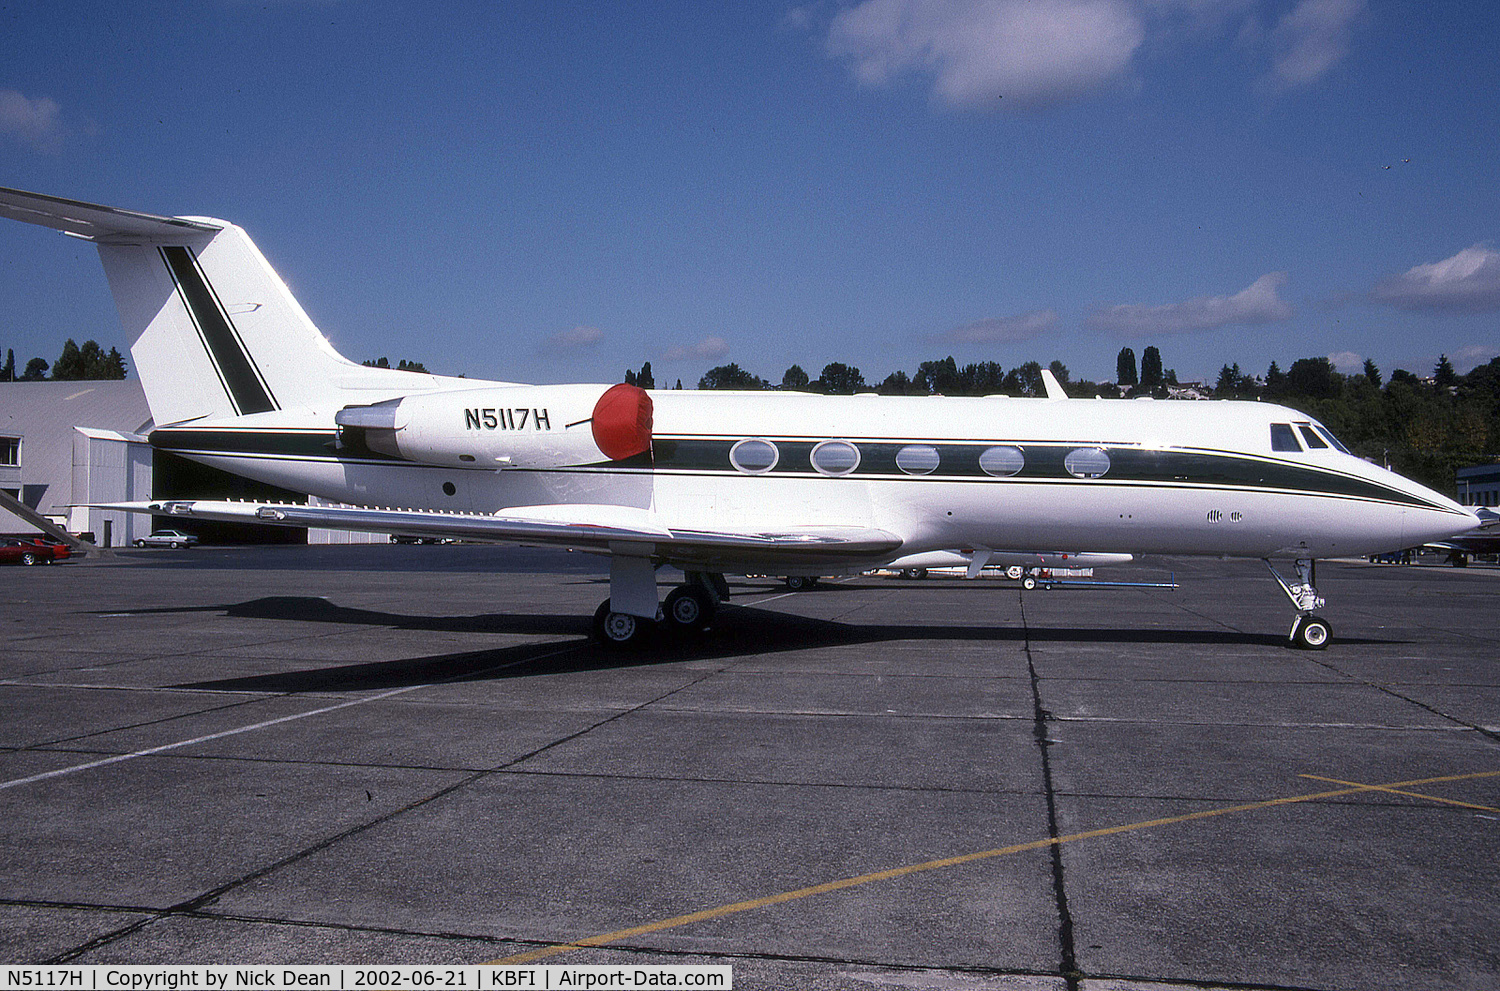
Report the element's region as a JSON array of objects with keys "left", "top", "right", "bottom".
[{"left": 162, "top": 595, "right": 1408, "bottom": 694}]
